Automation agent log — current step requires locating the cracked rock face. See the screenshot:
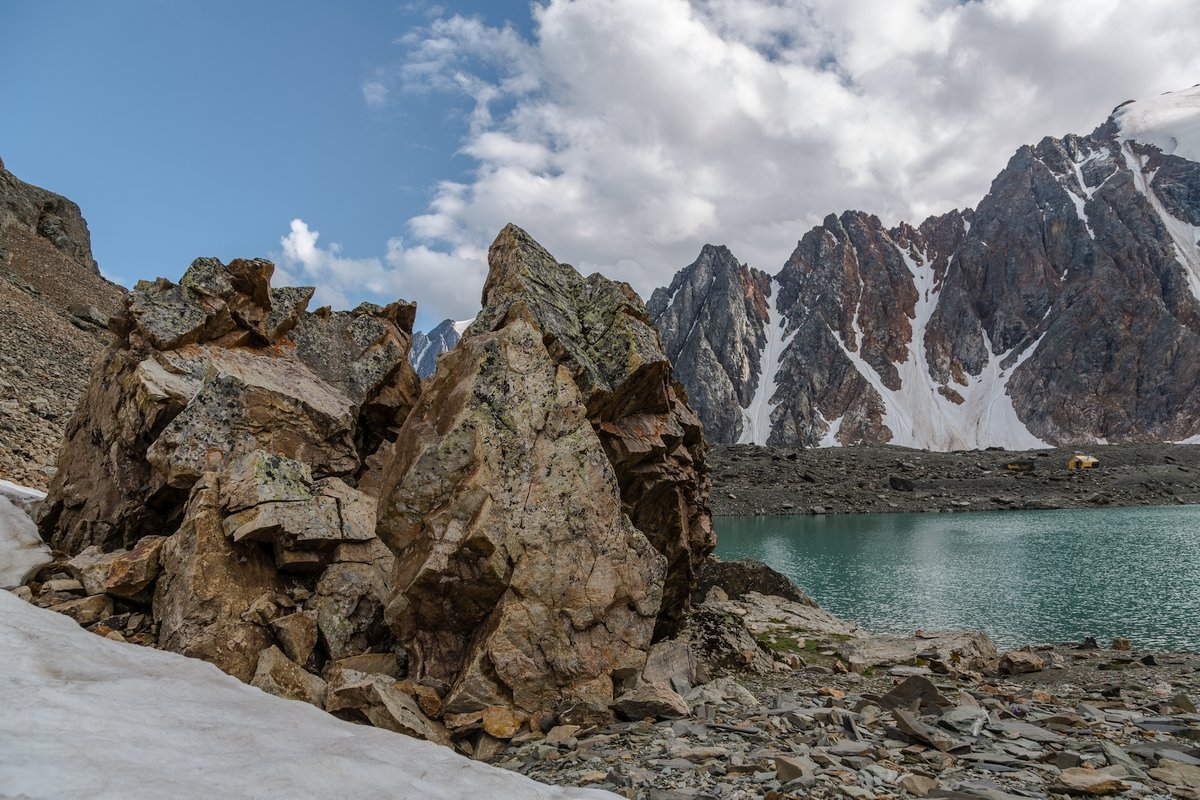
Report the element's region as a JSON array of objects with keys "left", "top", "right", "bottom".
[
  {"left": 376, "top": 224, "right": 713, "bottom": 722},
  {"left": 648, "top": 245, "right": 770, "bottom": 446},
  {"left": 378, "top": 318, "right": 666, "bottom": 718},
  {"left": 468, "top": 224, "right": 714, "bottom": 638},
  {"left": 38, "top": 256, "right": 419, "bottom": 555}
]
